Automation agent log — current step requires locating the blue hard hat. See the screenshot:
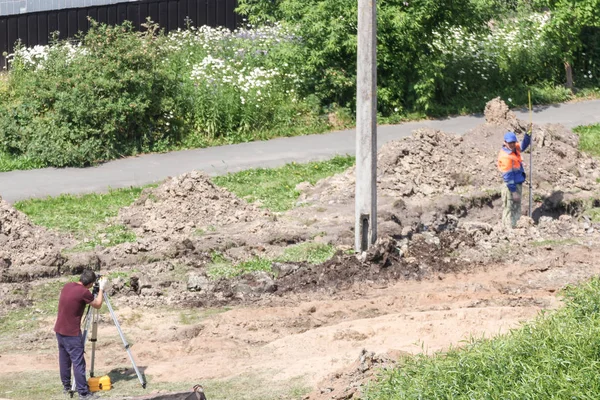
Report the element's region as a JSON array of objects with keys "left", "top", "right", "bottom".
[{"left": 504, "top": 132, "right": 518, "bottom": 143}]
